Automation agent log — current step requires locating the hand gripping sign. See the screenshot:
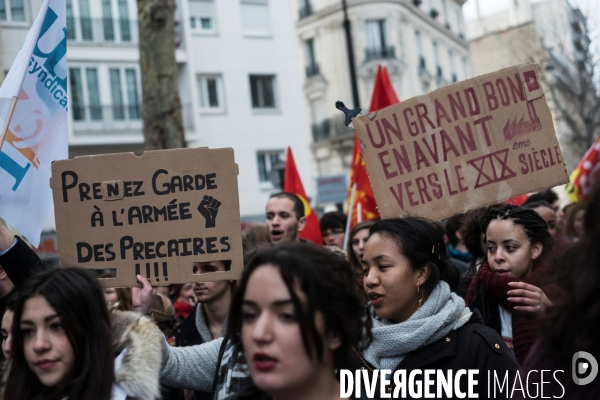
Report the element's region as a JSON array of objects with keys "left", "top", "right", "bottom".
[
  {"left": 50, "top": 147, "right": 243, "bottom": 287},
  {"left": 351, "top": 64, "right": 569, "bottom": 221}
]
